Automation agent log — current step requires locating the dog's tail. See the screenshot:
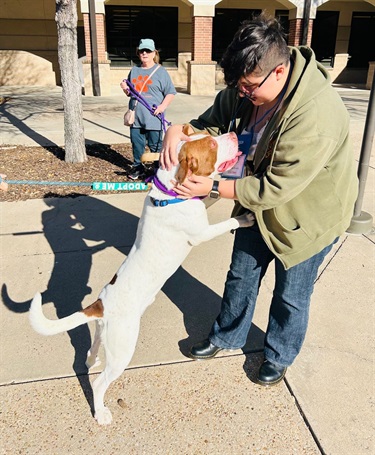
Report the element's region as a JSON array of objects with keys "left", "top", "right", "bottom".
[{"left": 29, "top": 293, "right": 103, "bottom": 336}]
